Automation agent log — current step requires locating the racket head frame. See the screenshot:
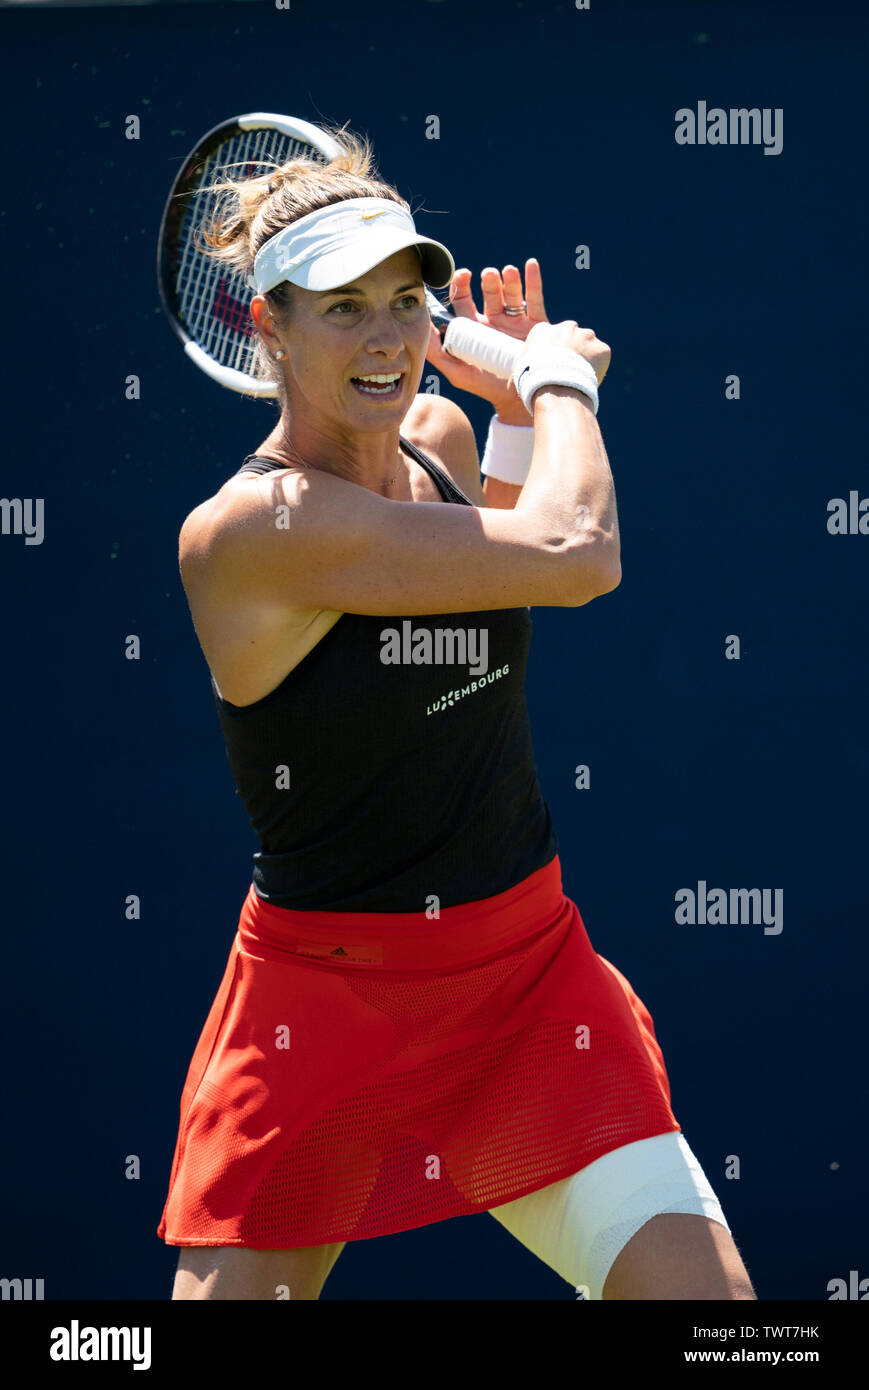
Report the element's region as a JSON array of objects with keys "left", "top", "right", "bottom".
[{"left": 157, "top": 113, "right": 344, "bottom": 396}]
